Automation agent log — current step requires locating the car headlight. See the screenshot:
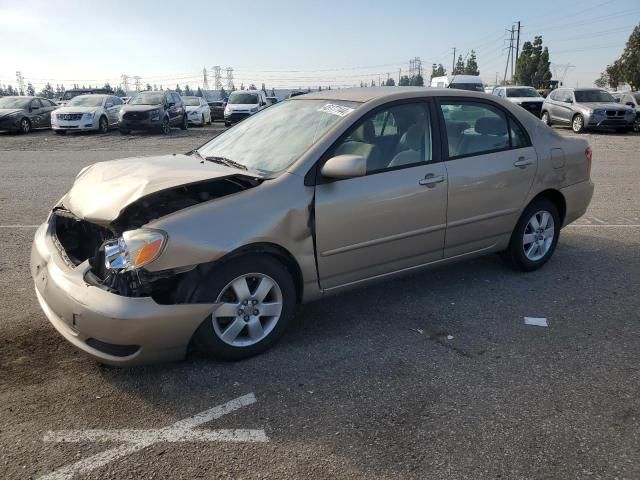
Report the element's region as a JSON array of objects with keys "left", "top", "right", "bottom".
[
  {"left": 83, "top": 111, "right": 95, "bottom": 119},
  {"left": 250, "top": 107, "right": 258, "bottom": 113},
  {"left": 104, "top": 229, "right": 167, "bottom": 271},
  {"left": 189, "top": 110, "right": 199, "bottom": 116},
  {"left": 625, "top": 110, "right": 634, "bottom": 117},
  {"left": 150, "top": 109, "right": 161, "bottom": 121},
  {"left": 224, "top": 106, "right": 231, "bottom": 114}
]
